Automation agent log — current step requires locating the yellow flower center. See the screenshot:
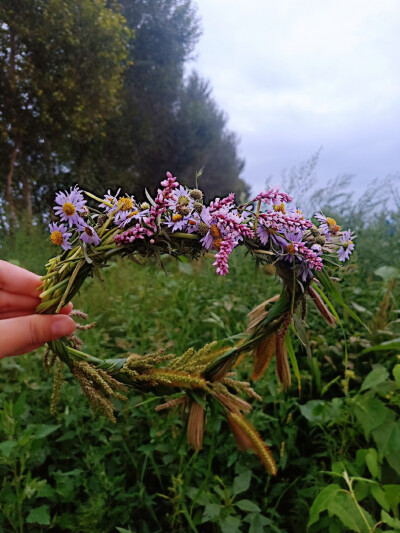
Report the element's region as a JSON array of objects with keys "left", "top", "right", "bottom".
[
  {"left": 213, "top": 237, "right": 223, "bottom": 250},
  {"left": 178, "top": 195, "right": 189, "bottom": 206},
  {"left": 172, "top": 214, "right": 182, "bottom": 222},
  {"left": 51, "top": 231, "right": 64, "bottom": 246},
  {"left": 117, "top": 197, "right": 134, "bottom": 211},
  {"left": 210, "top": 224, "right": 221, "bottom": 239},
  {"left": 273, "top": 203, "right": 286, "bottom": 214},
  {"left": 286, "top": 243, "right": 296, "bottom": 254},
  {"left": 62, "top": 202, "right": 76, "bottom": 217},
  {"left": 326, "top": 217, "right": 341, "bottom": 233},
  {"left": 127, "top": 210, "right": 139, "bottom": 219}
]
